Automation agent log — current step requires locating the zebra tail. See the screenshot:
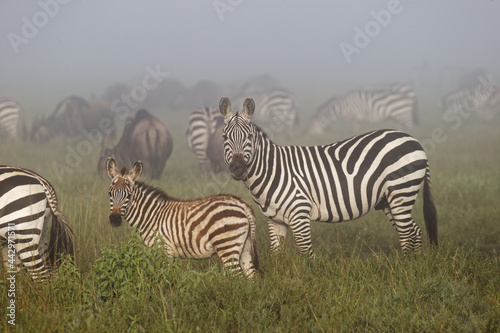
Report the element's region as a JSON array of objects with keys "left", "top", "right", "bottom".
[
  {"left": 48, "top": 211, "right": 75, "bottom": 267},
  {"left": 423, "top": 165, "right": 438, "bottom": 247}
]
